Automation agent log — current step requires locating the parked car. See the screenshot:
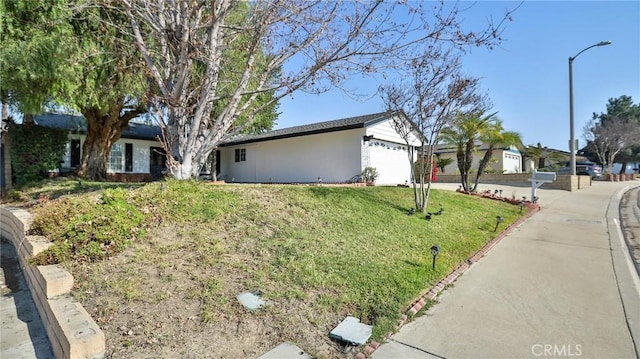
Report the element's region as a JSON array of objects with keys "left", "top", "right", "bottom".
[
  {"left": 610, "top": 163, "right": 638, "bottom": 175},
  {"left": 557, "top": 162, "right": 602, "bottom": 179}
]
